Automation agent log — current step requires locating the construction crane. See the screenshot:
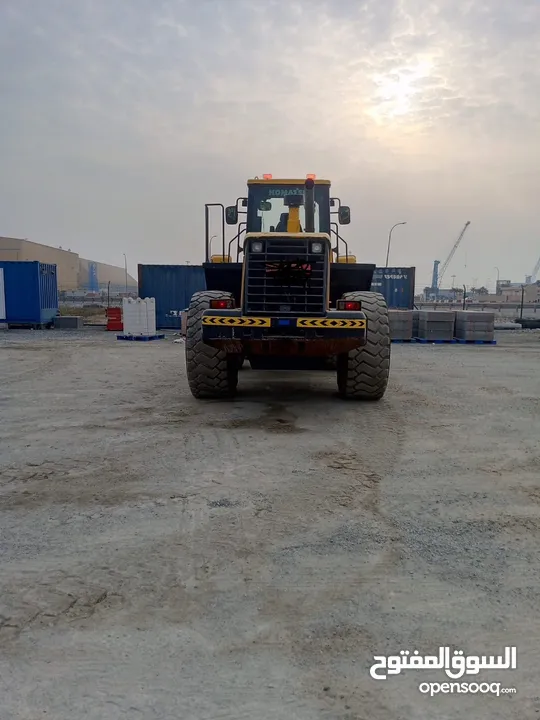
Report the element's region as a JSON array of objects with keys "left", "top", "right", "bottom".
[
  {"left": 525, "top": 253, "right": 540, "bottom": 284},
  {"left": 431, "top": 221, "right": 471, "bottom": 297}
]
